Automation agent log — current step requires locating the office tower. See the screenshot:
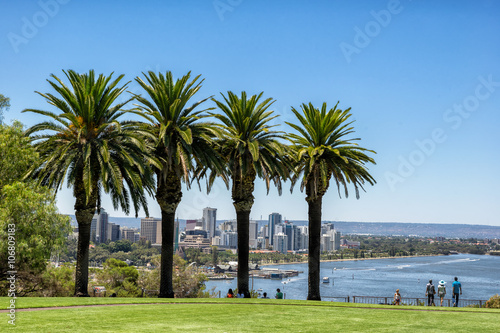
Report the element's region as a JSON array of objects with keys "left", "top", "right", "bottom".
[
  {"left": 107, "top": 222, "right": 120, "bottom": 242},
  {"left": 298, "top": 226, "right": 308, "bottom": 251},
  {"left": 249, "top": 220, "right": 258, "bottom": 249},
  {"left": 273, "top": 233, "right": 288, "bottom": 254},
  {"left": 284, "top": 222, "right": 294, "bottom": 251},
  {"left": 91, "top": 208, "right": 109, "bottom": 243},
  {"left": 141, "top": 217, "right": 162, "bottom": 244},
  {"left": 186, "top": 219, "right": 197, "bottom": 231},
  {"left": 121, "top": 227, "right": 138, "bottom": 242},
  {"left": 321, "top": 234, "right": 332, "bottom": 252},
  {"left": 268, "top": 212, "right": 282, "bottom": 247},
  {"left": 203, "top": 207, "right": 217, "bottom": 239}
]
